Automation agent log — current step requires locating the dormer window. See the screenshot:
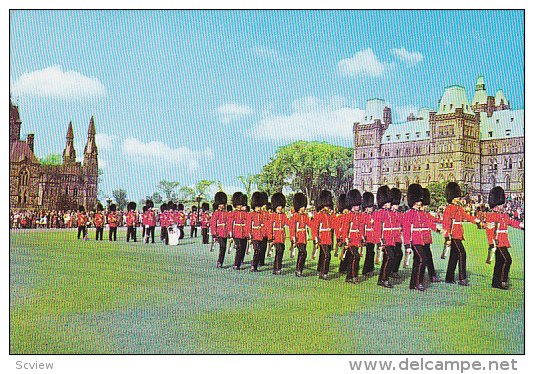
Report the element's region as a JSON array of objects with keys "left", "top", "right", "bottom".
[
  {"left": 416, "top": 132, "right": 420, "bottom": 138},
  {"left": 496, "top": 119, "right": 499, "bottom": 124},
  {"left": 426, "top": 131, "right": 430, "bottom": 137},
  {"left": 396, "top": 134, "right": 400, "bottom": 140},
  {"left": 505, "top": 129, "right": 511, "bottom": 136},
  {"left": 450, "top": 104, "right": 453, "bottom": 110},
  {"left": 406, "top": 133, "right": 410, "bottom": 139},
  {"left": 511, "top": 118, "right": 514, "bottom": 122},
  {"left": 488, "top": 131, "right": 493, "bottom": 138},
  {"left": 386, "top": 135, "right": 391, "bottom": 141}
]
